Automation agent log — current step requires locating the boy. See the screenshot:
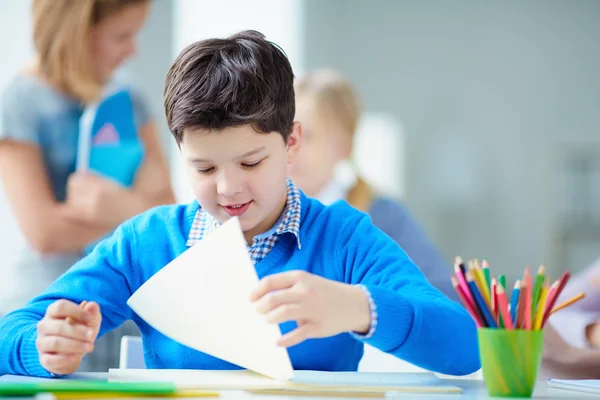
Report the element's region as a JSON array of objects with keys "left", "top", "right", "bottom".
[{"left": 0, "top": 30, "right": 479, "bottom": 377}]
